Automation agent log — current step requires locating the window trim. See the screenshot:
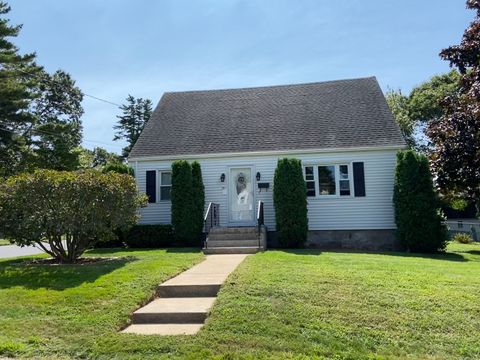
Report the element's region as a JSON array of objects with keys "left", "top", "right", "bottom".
[
  {"left": 303, "top": 163, "right": 354, "bottom": 198},
  {"left": 158, "top": 170, "right": 172, "bottom": 202}
]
